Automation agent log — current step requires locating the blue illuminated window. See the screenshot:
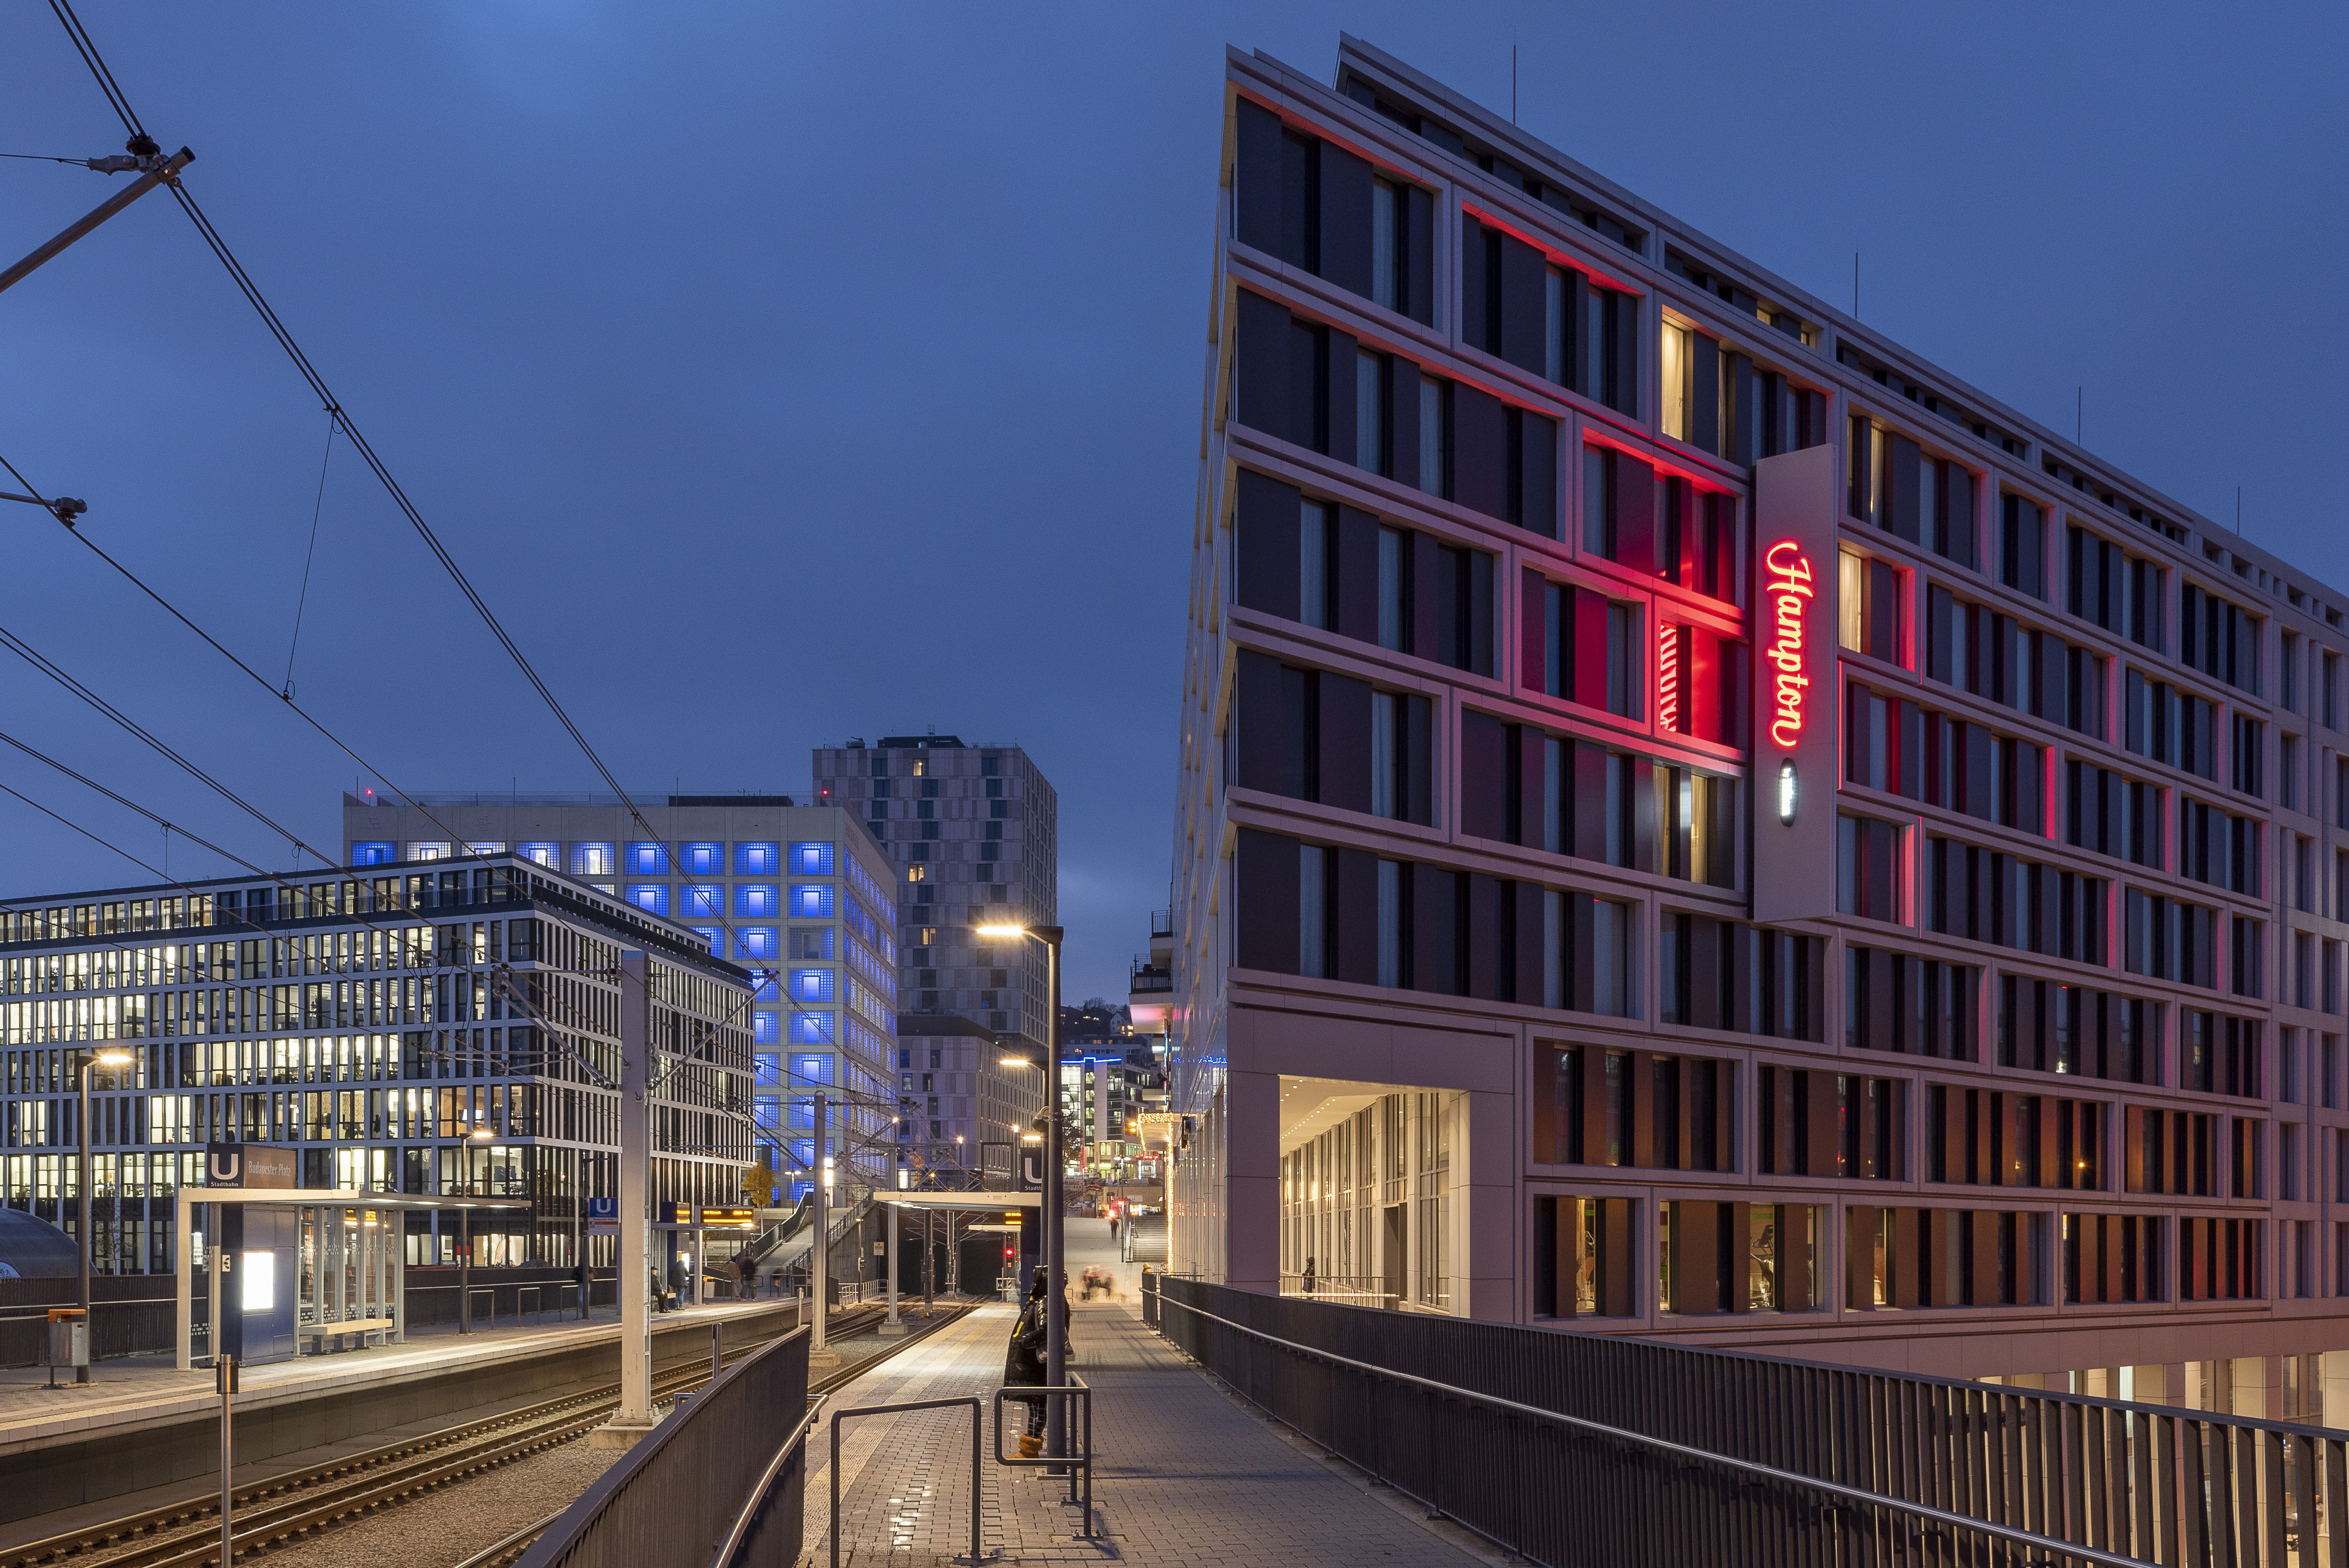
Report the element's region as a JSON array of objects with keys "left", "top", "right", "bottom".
[
  {"left": 755, "top": 976, "right": 779, "bottom": 1002},
  {"left": 680, "top": 885, "right": 725, "bottom": 919},
  {"left": 794, "top": 1053, "right": 833, "bottom": 1083},
  {"left": 788, "top": 842, "right": 835, "bottom": 876},
  {"left": 789, "top": 884, "right": 834, "bottom": 918},
  {"left": 737, "top": 842, "right": 781, "bottom": 875},
  {"left": 624, "top": 843, "right": 670, "bottom": 876},
  {"left": 753, "top": 1100, "right": 781, "bottom": 1129},
  {"left": 790, "top": 968, "right": 834, "bottom": 1003},
  {"left": 688, "top": 926, "right": 723, "bottom": 957},
  {"left": 519, "top": 842, "right": 561, "bottom": 869},
  {"left": 683, "top": 842, "right": 725, "bottom": 877},
  {"left": 791, "top": 1012, "right": 835, "bottom": 1045},
  {"left": 754, "top": 1052, "right": 782, "bottom": 1085},
  {"left": 791, "top": 1140, "right": 815, "bottom": 1168},
  {"left": 571, "top": 843, "right": 616, "bottom": 878},
  {"left": 753, "top": 1011, "right": 780, "bottom": 1045},
  {"left": 352, "top": 841, "right": 396, "bottom": 867},
  {"left": 735, "top": 884, "right": 780, "bottom": 918},
  {"left": 623, "top": 884, "right": 670, "bottom": 916},
  {"left": 735, "top": 927, "right": 779, "bottom": 962},
  {"left": 790, "top": 1101, "right": 816, "bottom": 1129}
]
